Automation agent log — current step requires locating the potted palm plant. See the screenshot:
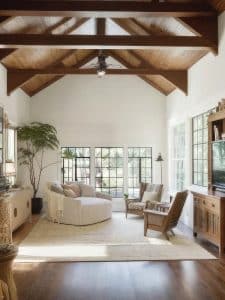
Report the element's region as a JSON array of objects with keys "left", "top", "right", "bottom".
[{"left": 17, "top": 122, "right": 59, "bottom": 214}]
